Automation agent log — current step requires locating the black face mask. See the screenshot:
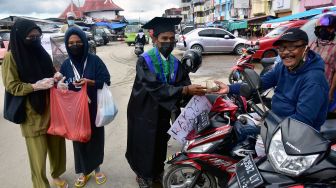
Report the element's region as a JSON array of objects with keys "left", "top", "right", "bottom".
[
  {"left": 69, "top": 45, "right": 83, "bottom": 56},
  {"left": 159, "top": 42, "right": 175, "bottom": 58},
  {"left": 24, "top": 38, "right": 41, "bottom": 48},
  {"left": 315, "top": 27, "right": 335, "bottom": 41}
]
